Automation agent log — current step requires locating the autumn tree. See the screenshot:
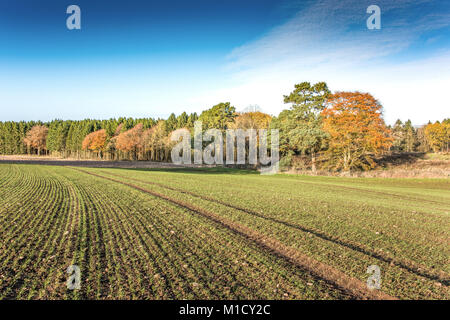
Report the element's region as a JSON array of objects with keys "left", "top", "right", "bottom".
[
  {"left": 142, "top": 121, "right": 170, "bottom": 161},
  {"left": 82, "top": 129, "right": 108, "bottom": 158},
  {"left": 116, "top": 123, "right": 145, "bottom": 160},
  {"left": 23, "top": 125, "right": 48, "bottom": 156},
  {"left": 271, "top": 82, "right": 330, "bottom": 172},
  {"left": 229, "top": 111, "right": 272, "bottom": 130},
  {"left": 321, "top": 91, "right": 392, "bottom": 171},
  {"left": 425, "top": 120, "right": 449, "bottom": 152},
  {"left": 226, "top": 111, "right": 272, "bottom": 165}
]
